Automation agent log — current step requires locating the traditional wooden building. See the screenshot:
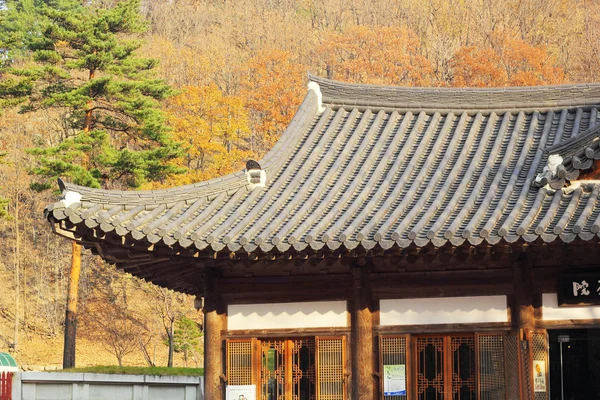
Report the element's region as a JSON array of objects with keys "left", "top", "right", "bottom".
[{"left": 45, "top": 76, "right": 600, "bottom": 400}]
